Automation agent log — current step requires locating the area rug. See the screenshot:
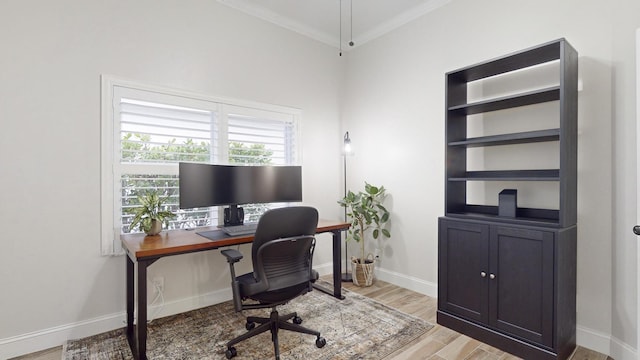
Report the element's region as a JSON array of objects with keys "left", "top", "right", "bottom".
[{"left": 63, "top": 282, "right": 433, "bottom": 359}]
